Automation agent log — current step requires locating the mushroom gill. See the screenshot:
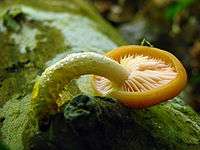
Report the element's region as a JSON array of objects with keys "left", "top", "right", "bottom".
[
  {"left": 95, "top": 54, "right": 177, "bottom": 93},
  {"left": 92, "top": 45, "right": 187, "bottom": 108}
]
